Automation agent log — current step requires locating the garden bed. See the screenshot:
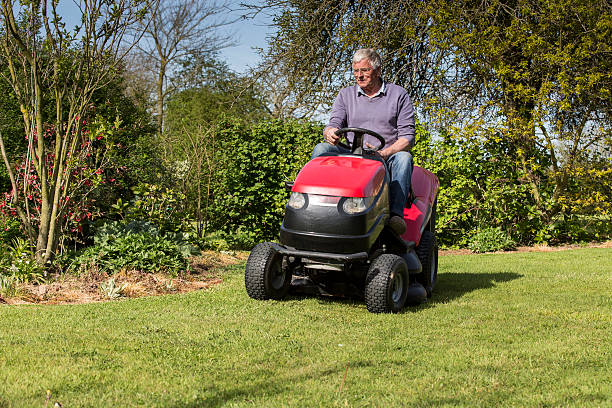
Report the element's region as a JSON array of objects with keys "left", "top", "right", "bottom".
[{"left": 0, "top": 250, "right": 248, "bottom": 305}]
